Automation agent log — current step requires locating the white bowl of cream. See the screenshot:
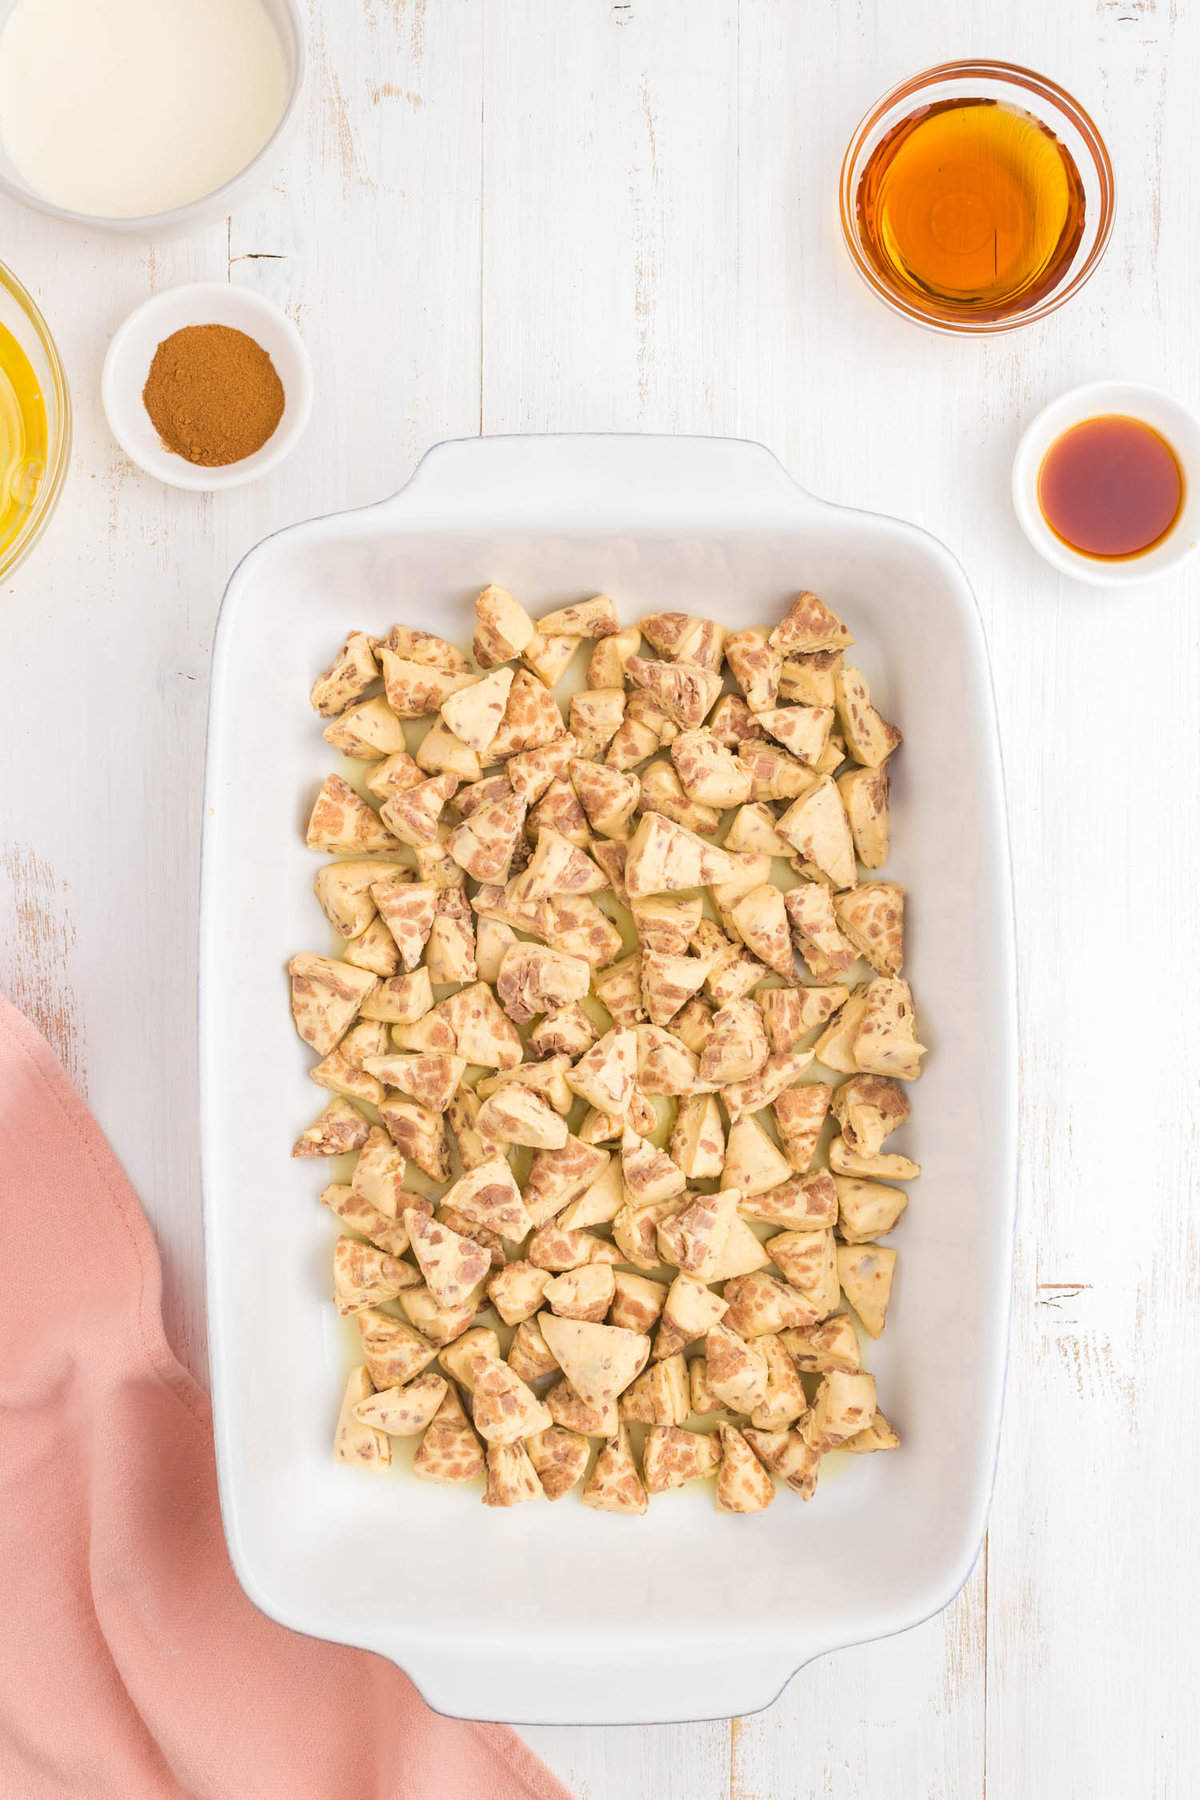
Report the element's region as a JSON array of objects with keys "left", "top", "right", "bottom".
[{"left": 0, "top": 0, "right": 304, "bottom": 230}]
